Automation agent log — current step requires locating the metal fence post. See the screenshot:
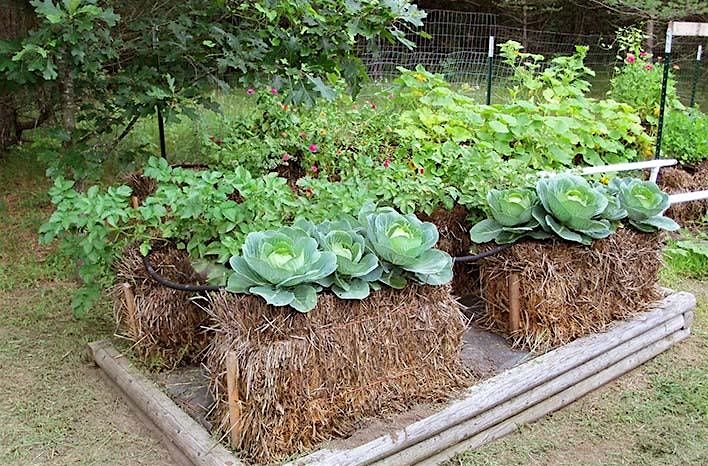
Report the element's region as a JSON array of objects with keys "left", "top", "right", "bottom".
[
  {"left": 486, "top": 35, "right": 494, "bottom": 105},
  {"left": 153, "top": 26, "right": 167, "bottom": 160},
  {"left": 655, "top": 26, "right": 672, "bottom": 160},
  {"left": 690, "top": 45, "right": 702, "bottom": 108}
]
